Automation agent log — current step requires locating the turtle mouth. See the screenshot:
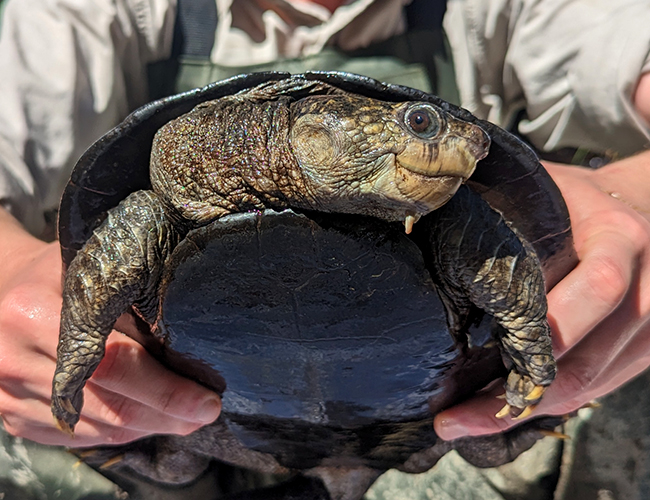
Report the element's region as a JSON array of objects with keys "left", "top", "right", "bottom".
[
  {"left": 395, "top": 121, "right": 490, "bottom": 180},
  {"left": 396, "top": 137, "right": 489, "bottom": 180},
  {"left": 393, "top": 164, "right": 463, "bottom": 208},
  {"left": 395, "top": 159, "right": 469, "bottom": 181},
  {"left": 390, "top": 163, "right": 463, "bottom": 234},
  {"left": 396, "top": 154, "right": 473, "bottom": 180}
]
